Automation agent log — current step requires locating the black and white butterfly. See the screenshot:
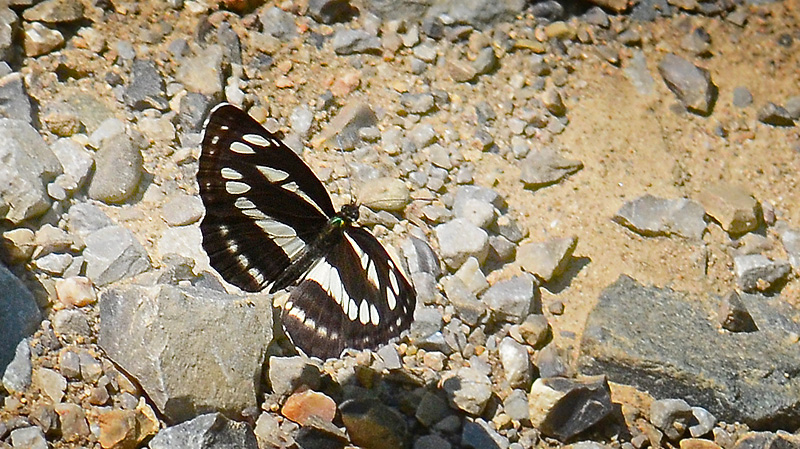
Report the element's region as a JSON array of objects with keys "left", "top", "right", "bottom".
[{"left": 198, "top": 103, "right": 416, "bottom": 359}]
